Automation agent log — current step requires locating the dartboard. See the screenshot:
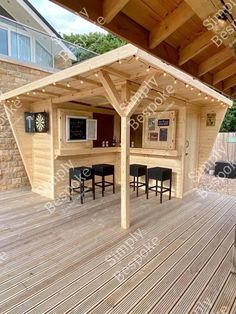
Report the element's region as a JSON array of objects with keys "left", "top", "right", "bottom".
[{"left": 35, "top": 112, "right": 48, "bottom": 133}]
